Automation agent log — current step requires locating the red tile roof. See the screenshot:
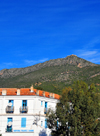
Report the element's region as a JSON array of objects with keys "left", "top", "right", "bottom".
[{"left": 0, "top": 88, "right": 60, "bottom": 100}]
